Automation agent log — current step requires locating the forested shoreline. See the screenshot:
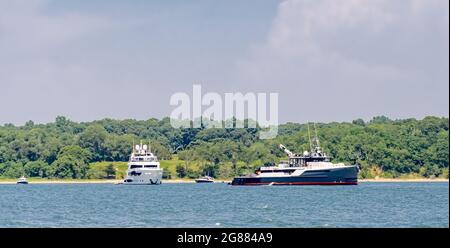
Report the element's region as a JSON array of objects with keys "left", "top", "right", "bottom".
[{"left": 0, "top": 116, "right": 448, "bottom": 180}]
